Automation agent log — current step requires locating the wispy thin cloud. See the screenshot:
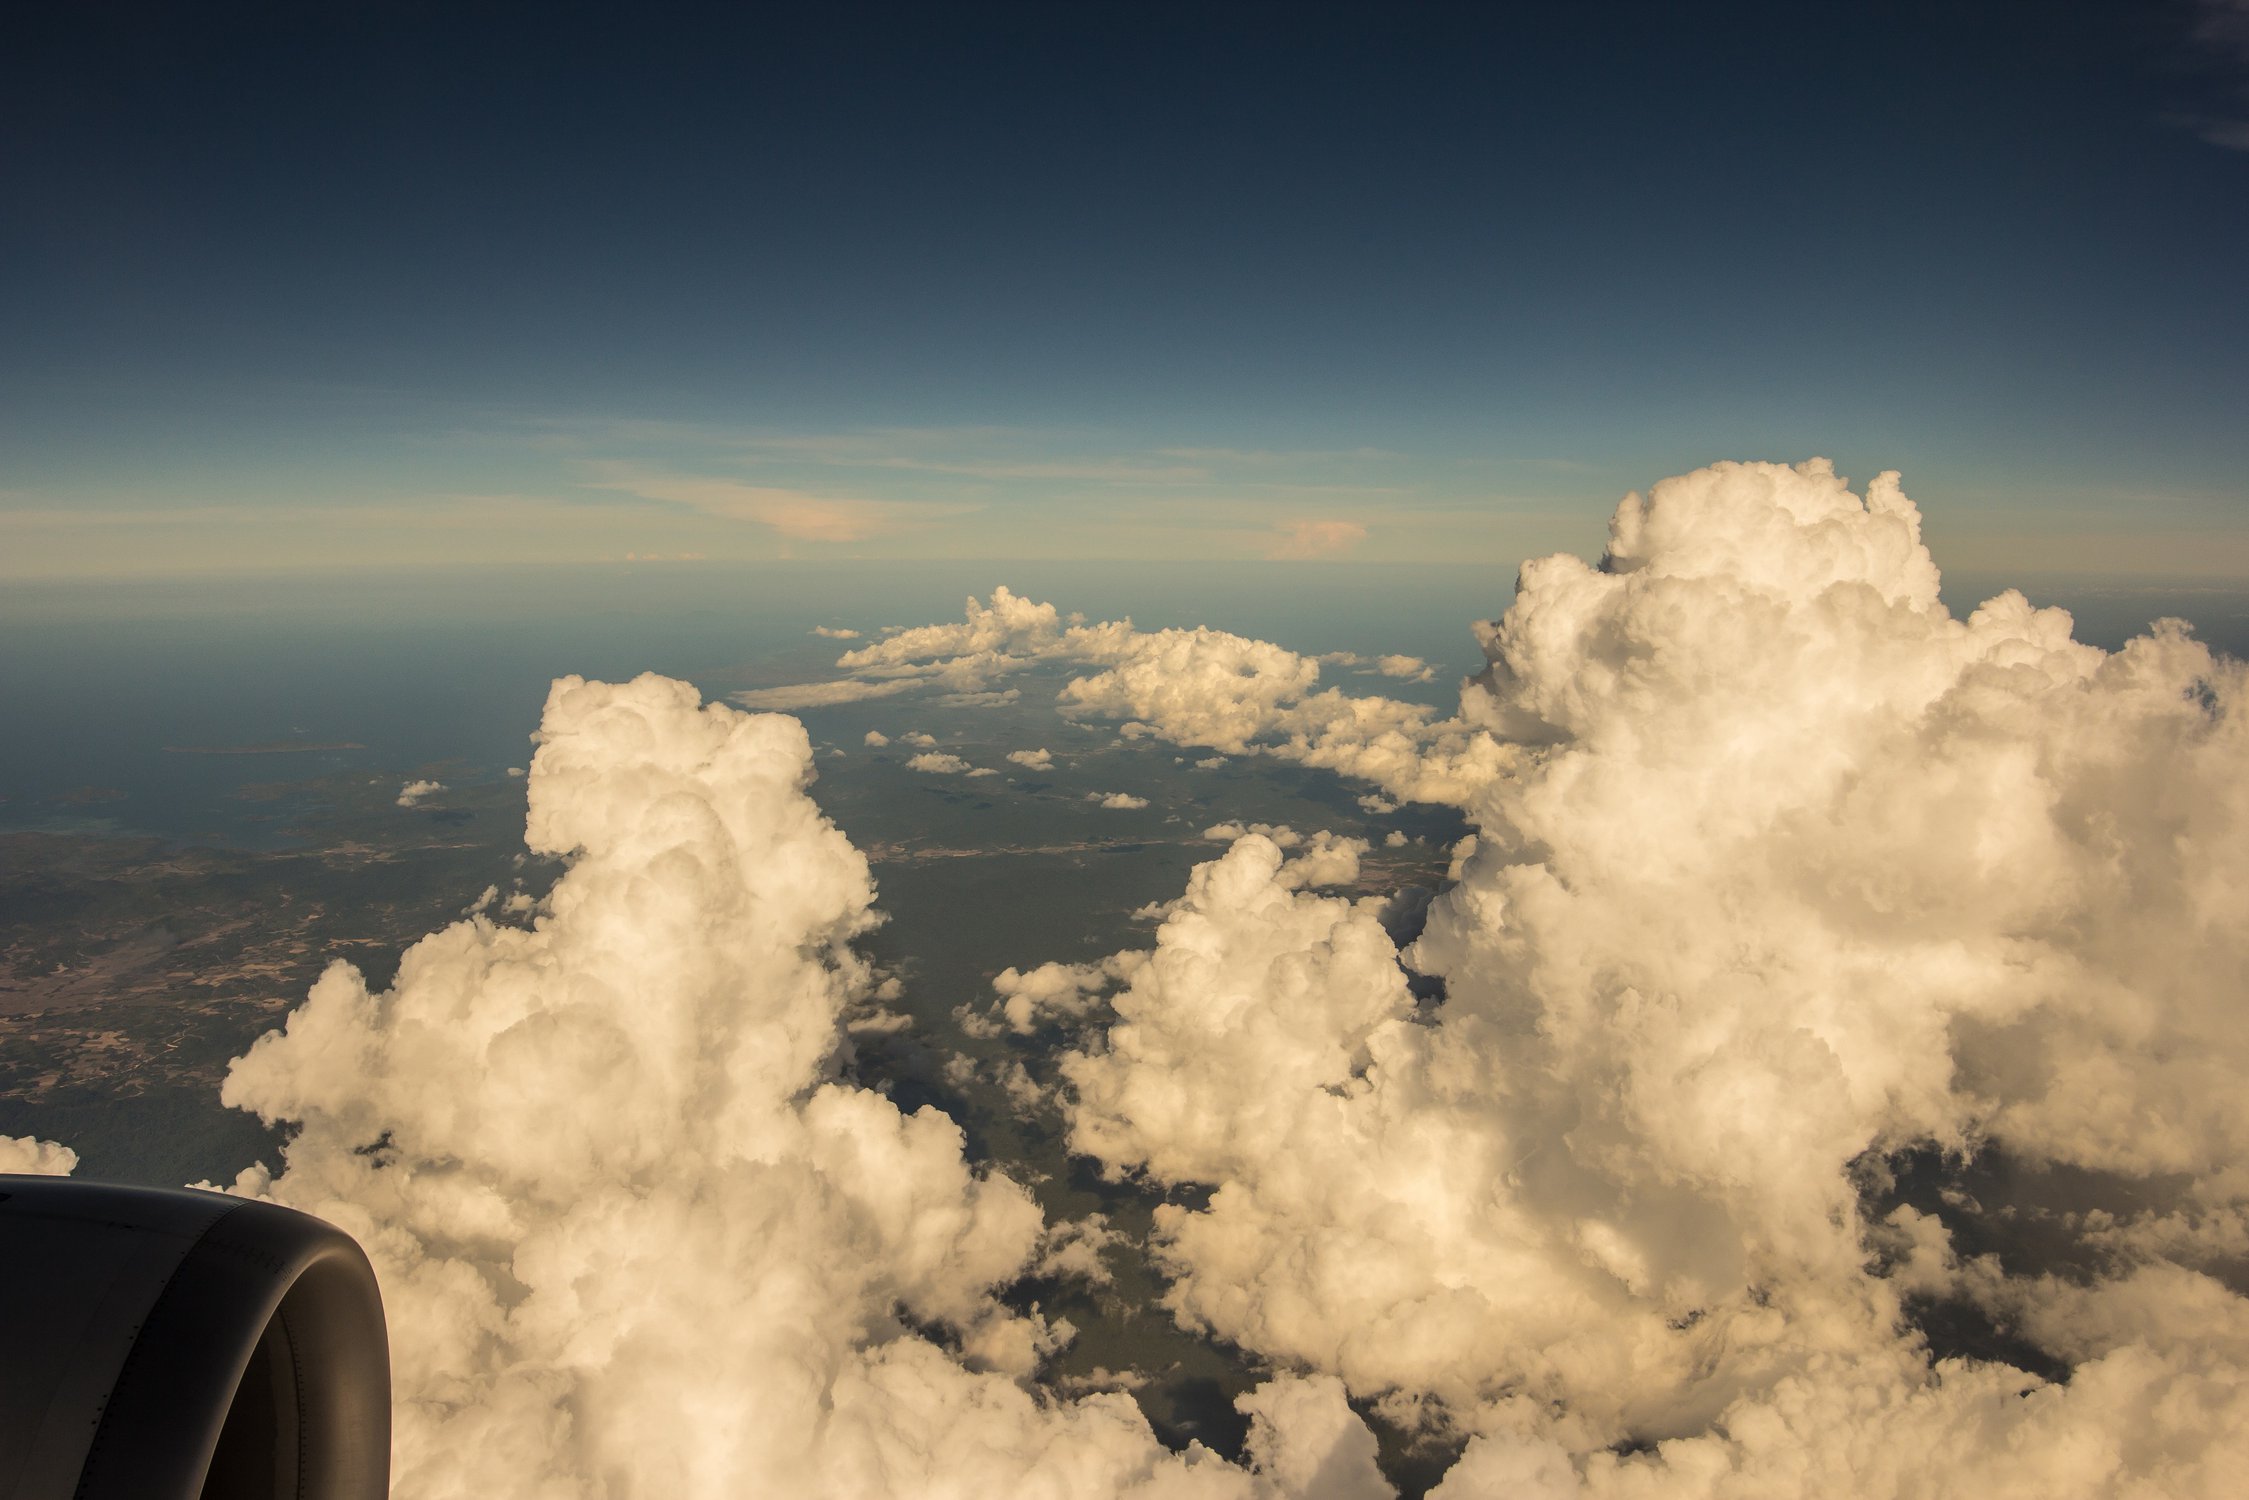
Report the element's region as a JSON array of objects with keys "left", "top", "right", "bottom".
[
  {"left": 2197, "top": 0, "right": 2249, "bottom": 57},
  {"left": 846, "top": 457, "right": 1210, "bottom": 483},
  {"left": 579, "top": 464, "right": 977, "bottom": 542},
  {"left": 533, "top": 419, "right": 1401, "bottom": 488},
  {"left": 718, "top": 425, "right": 1041, "bottom": 454},
  {"left": 0, "top": 494, "right": 586, "bottom": 530},
  {"left": 2189, "top": 116, "right": 2249, "bottom": 149},
  {"left": 2, "top": 504, "right": 278, "bottom": 528},
  {"left": 1232, "top": 481, "right": 1409, "bottom": 498},
  {"left": 726, "top": 431, "right": 1214, "bottom": 484},
  {"left": 1263, "top": 518, "right": 1369, "bottom": 559},
  {"left": 2179, "top": 0, "right": 2249, "bottom": 148},
  {"left": 1155, "top": 446, "right": 1400, "bottom": 464}
]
